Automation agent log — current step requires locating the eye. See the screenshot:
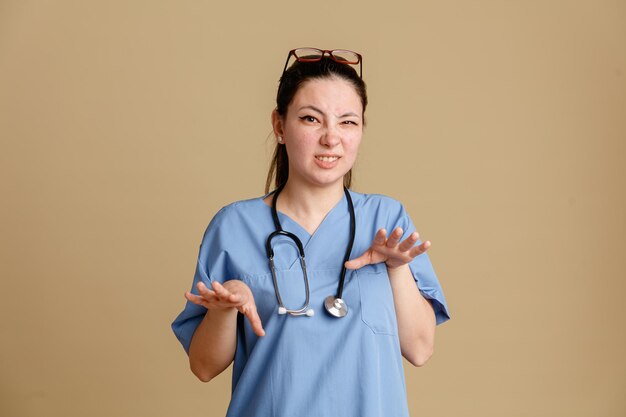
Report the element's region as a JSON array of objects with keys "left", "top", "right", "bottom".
[
  {"left": 299, "top": 115, "right": 318, "bottom": 123},
  {"left": 342, "top": 120, "right": 359, "bottom": 126}
]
